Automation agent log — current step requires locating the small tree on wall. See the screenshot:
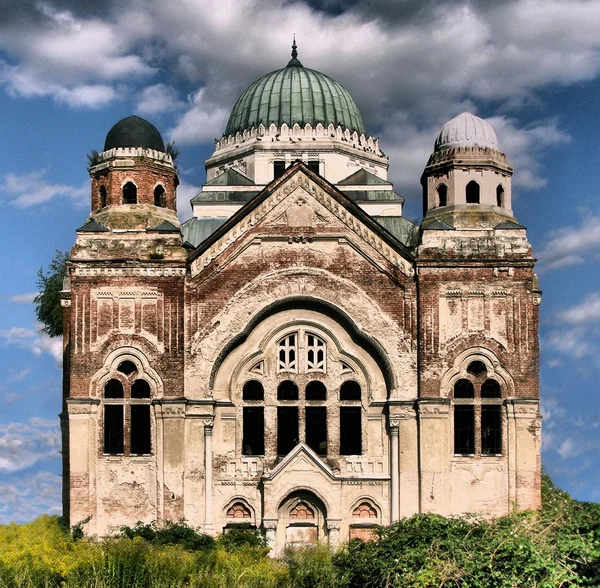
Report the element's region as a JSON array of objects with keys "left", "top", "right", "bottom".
[{"left": 34, "top": 250, "right": 68, "bottom": 338}]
